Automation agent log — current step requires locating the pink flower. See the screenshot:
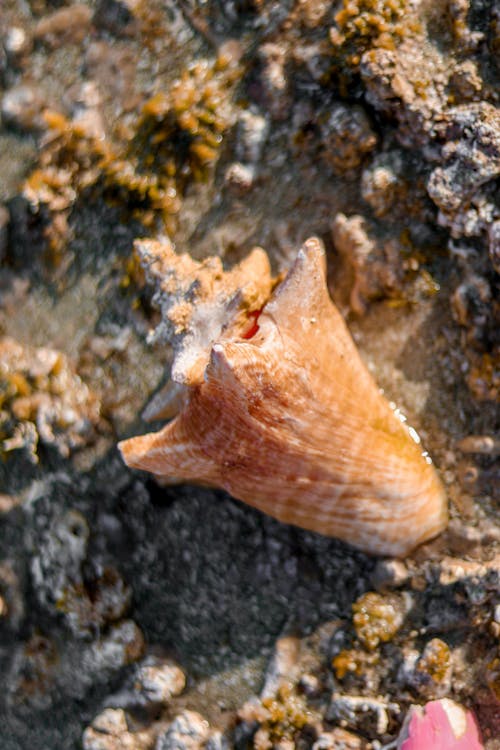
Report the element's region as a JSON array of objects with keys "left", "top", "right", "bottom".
[{"left": 397, "top": 699, "right": 484, "bottom": 750}]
